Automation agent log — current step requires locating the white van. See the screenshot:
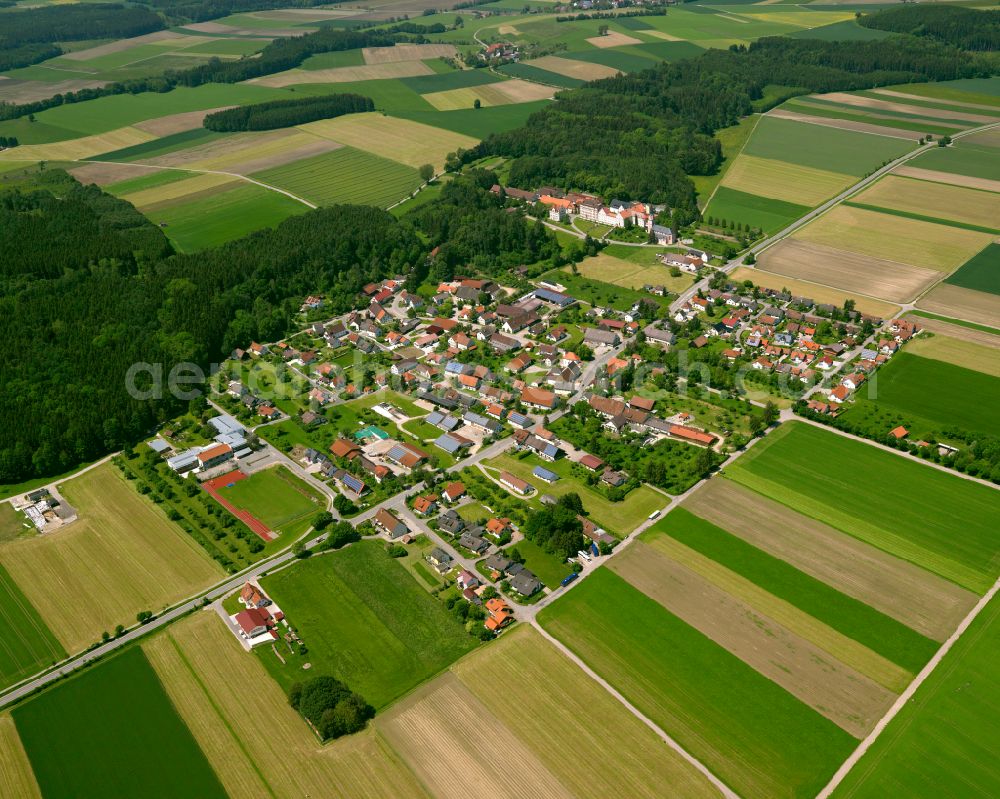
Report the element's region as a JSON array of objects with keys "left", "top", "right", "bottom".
[{"left": 648, "top": 510, "right": 661, "bottom": 521}]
